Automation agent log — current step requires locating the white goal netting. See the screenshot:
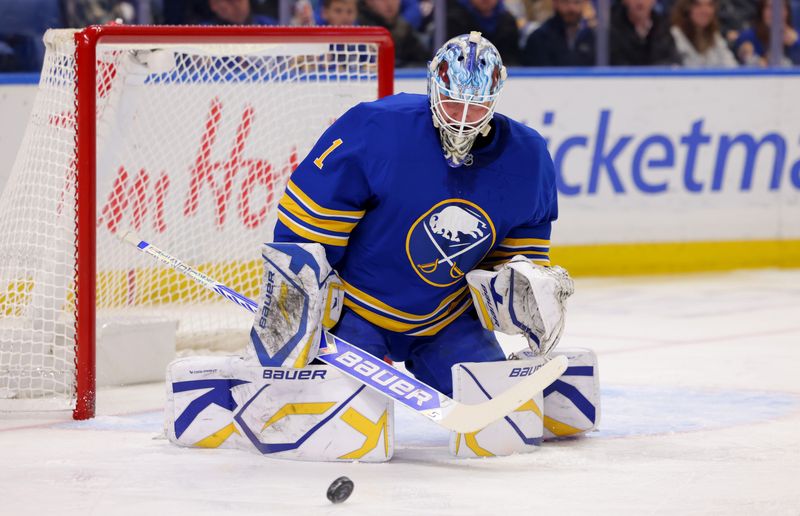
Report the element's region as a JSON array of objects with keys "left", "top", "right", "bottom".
[{"left": 0, "top": 28, "right": 385, "bottom": 412}]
